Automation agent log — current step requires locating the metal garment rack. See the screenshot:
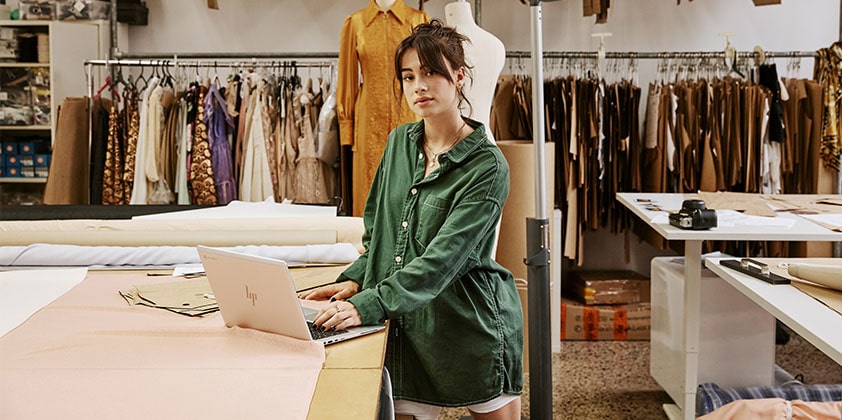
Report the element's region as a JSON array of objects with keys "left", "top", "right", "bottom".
[{"left": 505, "top": 49, "right": 818, "bottom": 59}]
